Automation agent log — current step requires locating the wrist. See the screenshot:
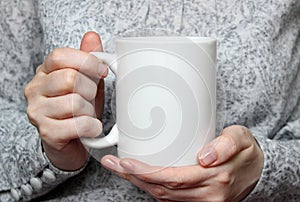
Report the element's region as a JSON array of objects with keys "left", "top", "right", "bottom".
[{"left": 42, "top": 140, "right": 89, "bottom": 171}]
